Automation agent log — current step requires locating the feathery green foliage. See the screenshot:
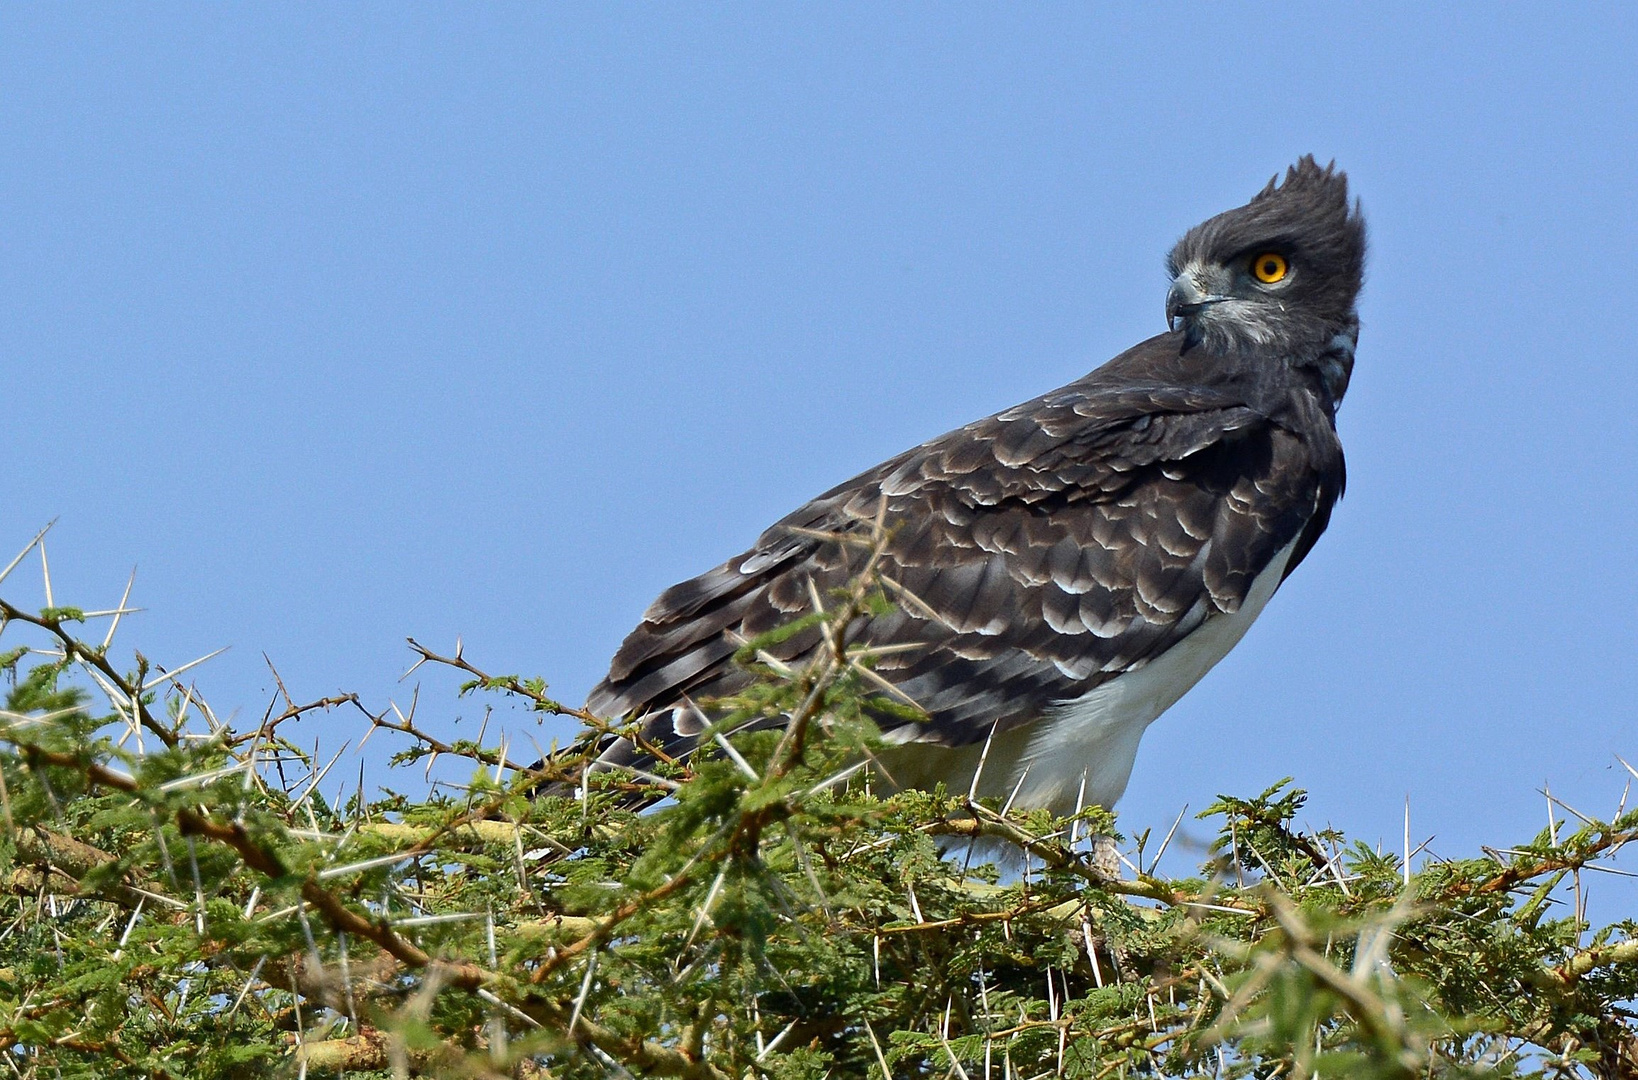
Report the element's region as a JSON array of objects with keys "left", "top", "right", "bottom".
[{"left": 0, "top": 529, "right": 1633, "bottom": 1078}]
